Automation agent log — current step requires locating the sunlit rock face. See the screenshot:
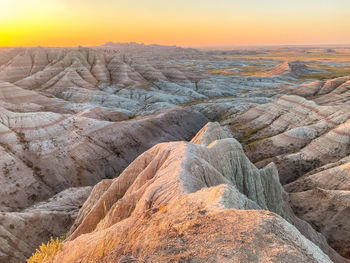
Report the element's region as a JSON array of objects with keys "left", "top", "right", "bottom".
[
  {"left": 263, "top": 61, "right": 318, "bottom": 78},
  {"left": 283, "top": 75, "right": 350, "bottom": 105},
  {"left": 0, "top": 103, "right": 207, "bottom": 262},
  {"left": 48, "top": 123, "right": 347, "bottom": 263},
  {"left": 0, "top": 44, "right": 281, "bottom": 262},
  {"left": 1, "top": 44, "right": 349, "bottom": 262}
]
